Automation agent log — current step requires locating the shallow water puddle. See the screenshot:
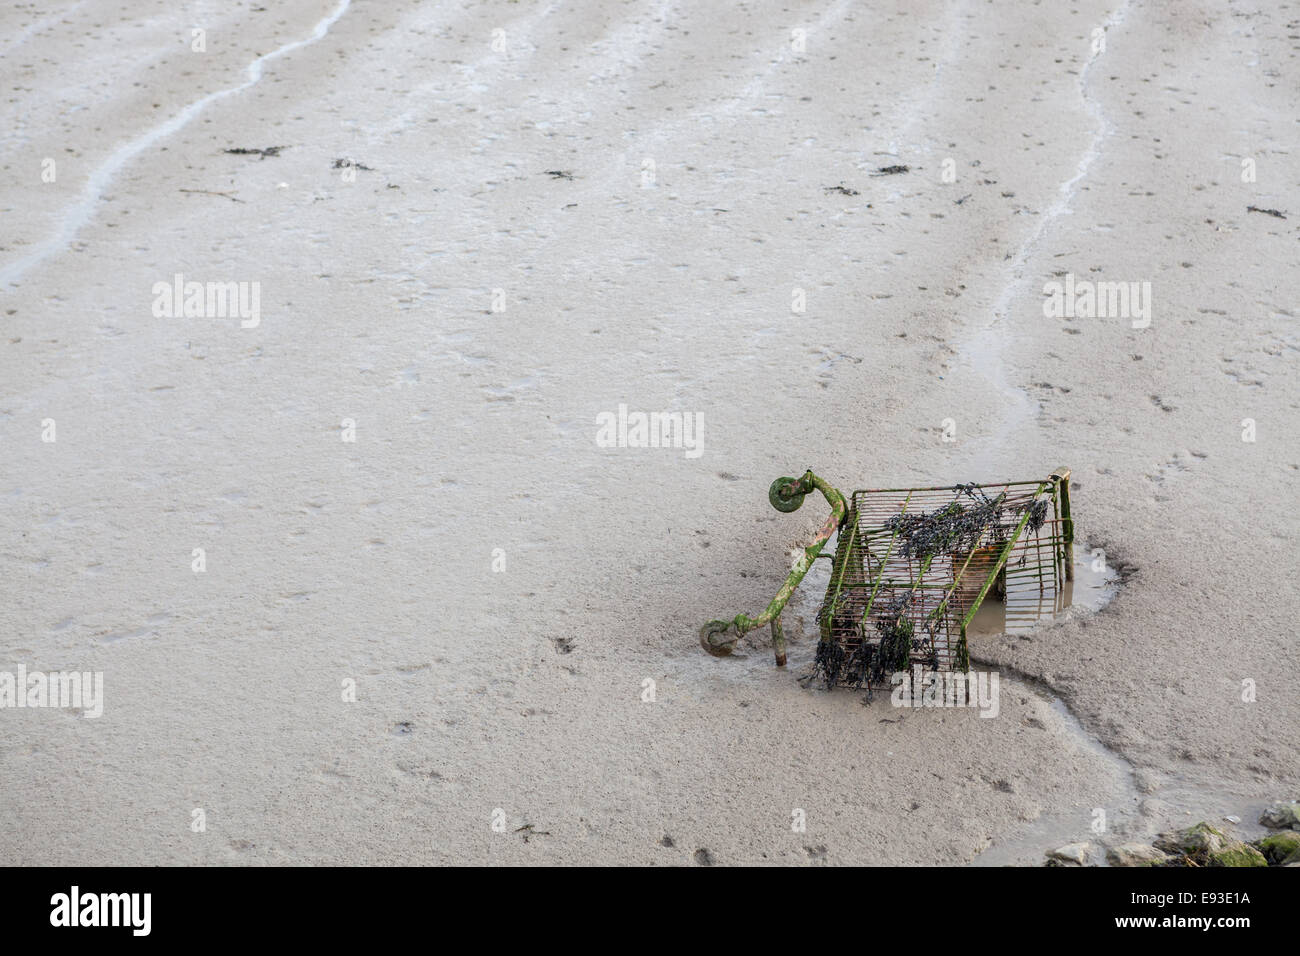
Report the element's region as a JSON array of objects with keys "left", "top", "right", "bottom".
[{"left": 966, "top": 545, "right": 1118, "bottom": 638}]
